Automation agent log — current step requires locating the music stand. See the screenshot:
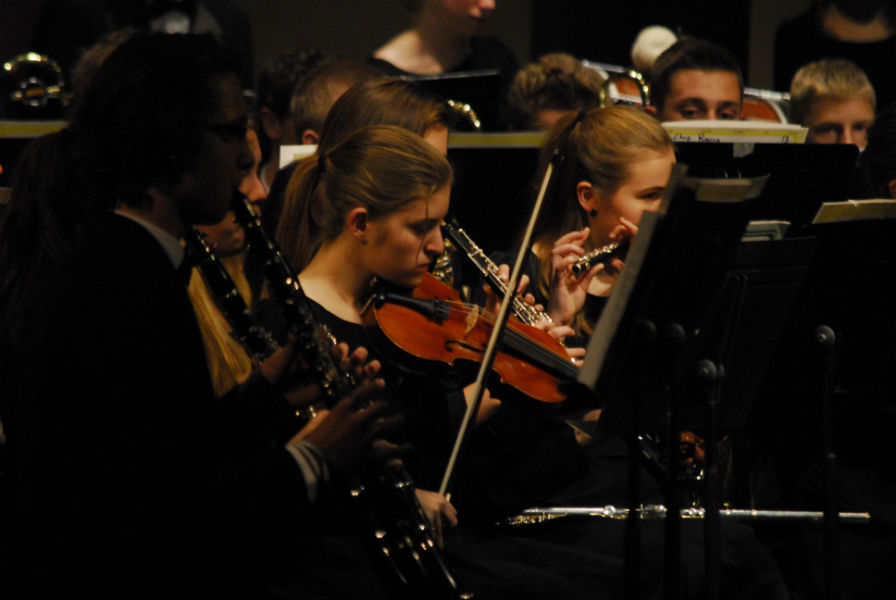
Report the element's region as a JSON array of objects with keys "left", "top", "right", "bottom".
[
  {"left": 404, "top": 69, "right": 505, "bottom": 131},
  {"left": 752, "top": 200, "right": 896, "bottom": 599},
  {"left": 574, "top": 166, "right": 764, "bottom": 600},
  {"left": 673, "top": 142, "right": 859, "bottom": 234},
  {"left": 577, "top": 169, "right": 761, "bottom": 425},
  {"left": 687, "top": 235, "right": 816, "bottom": 437},
  {"left": 445, "top": 133, "right": 542, "bottom": 291}
]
